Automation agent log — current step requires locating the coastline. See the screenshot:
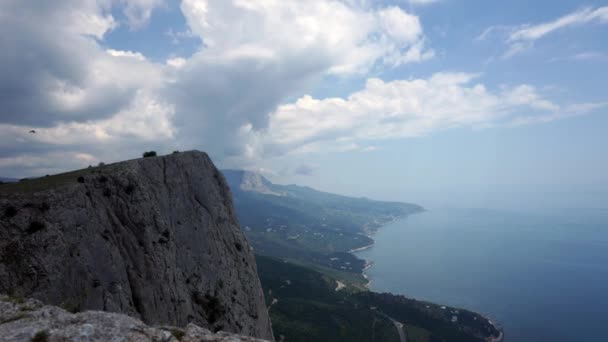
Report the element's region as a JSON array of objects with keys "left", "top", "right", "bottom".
[
  {"left": 350, "top": 210, "right": 505, "bottom": 341},
  {"left": 350, "top": 213, "right": 414, "bottom": 286}
]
